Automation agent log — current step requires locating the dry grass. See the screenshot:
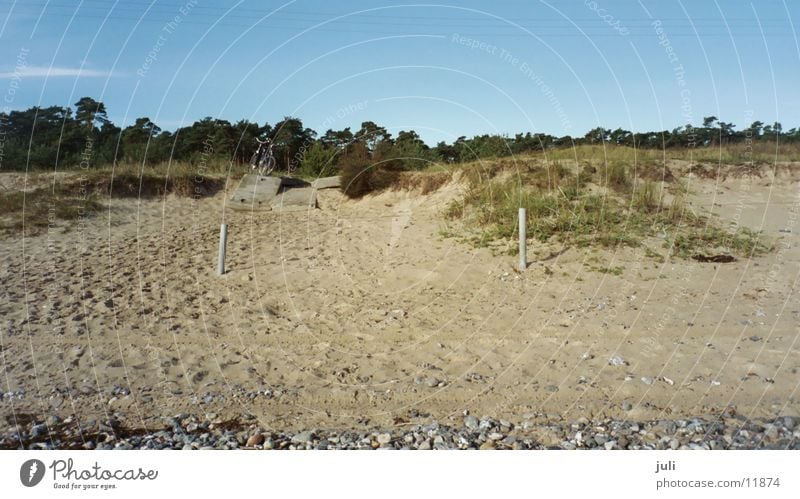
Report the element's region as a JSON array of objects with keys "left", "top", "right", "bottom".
[
  {"left": 0, "top": 162, "right": 230, "bottom": 236},
  {"left": 391, "top": 171, "right": 453, "bottom": 194},
  {"left": 444, "top": 157, "right": 772, "bottom": 259}
]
